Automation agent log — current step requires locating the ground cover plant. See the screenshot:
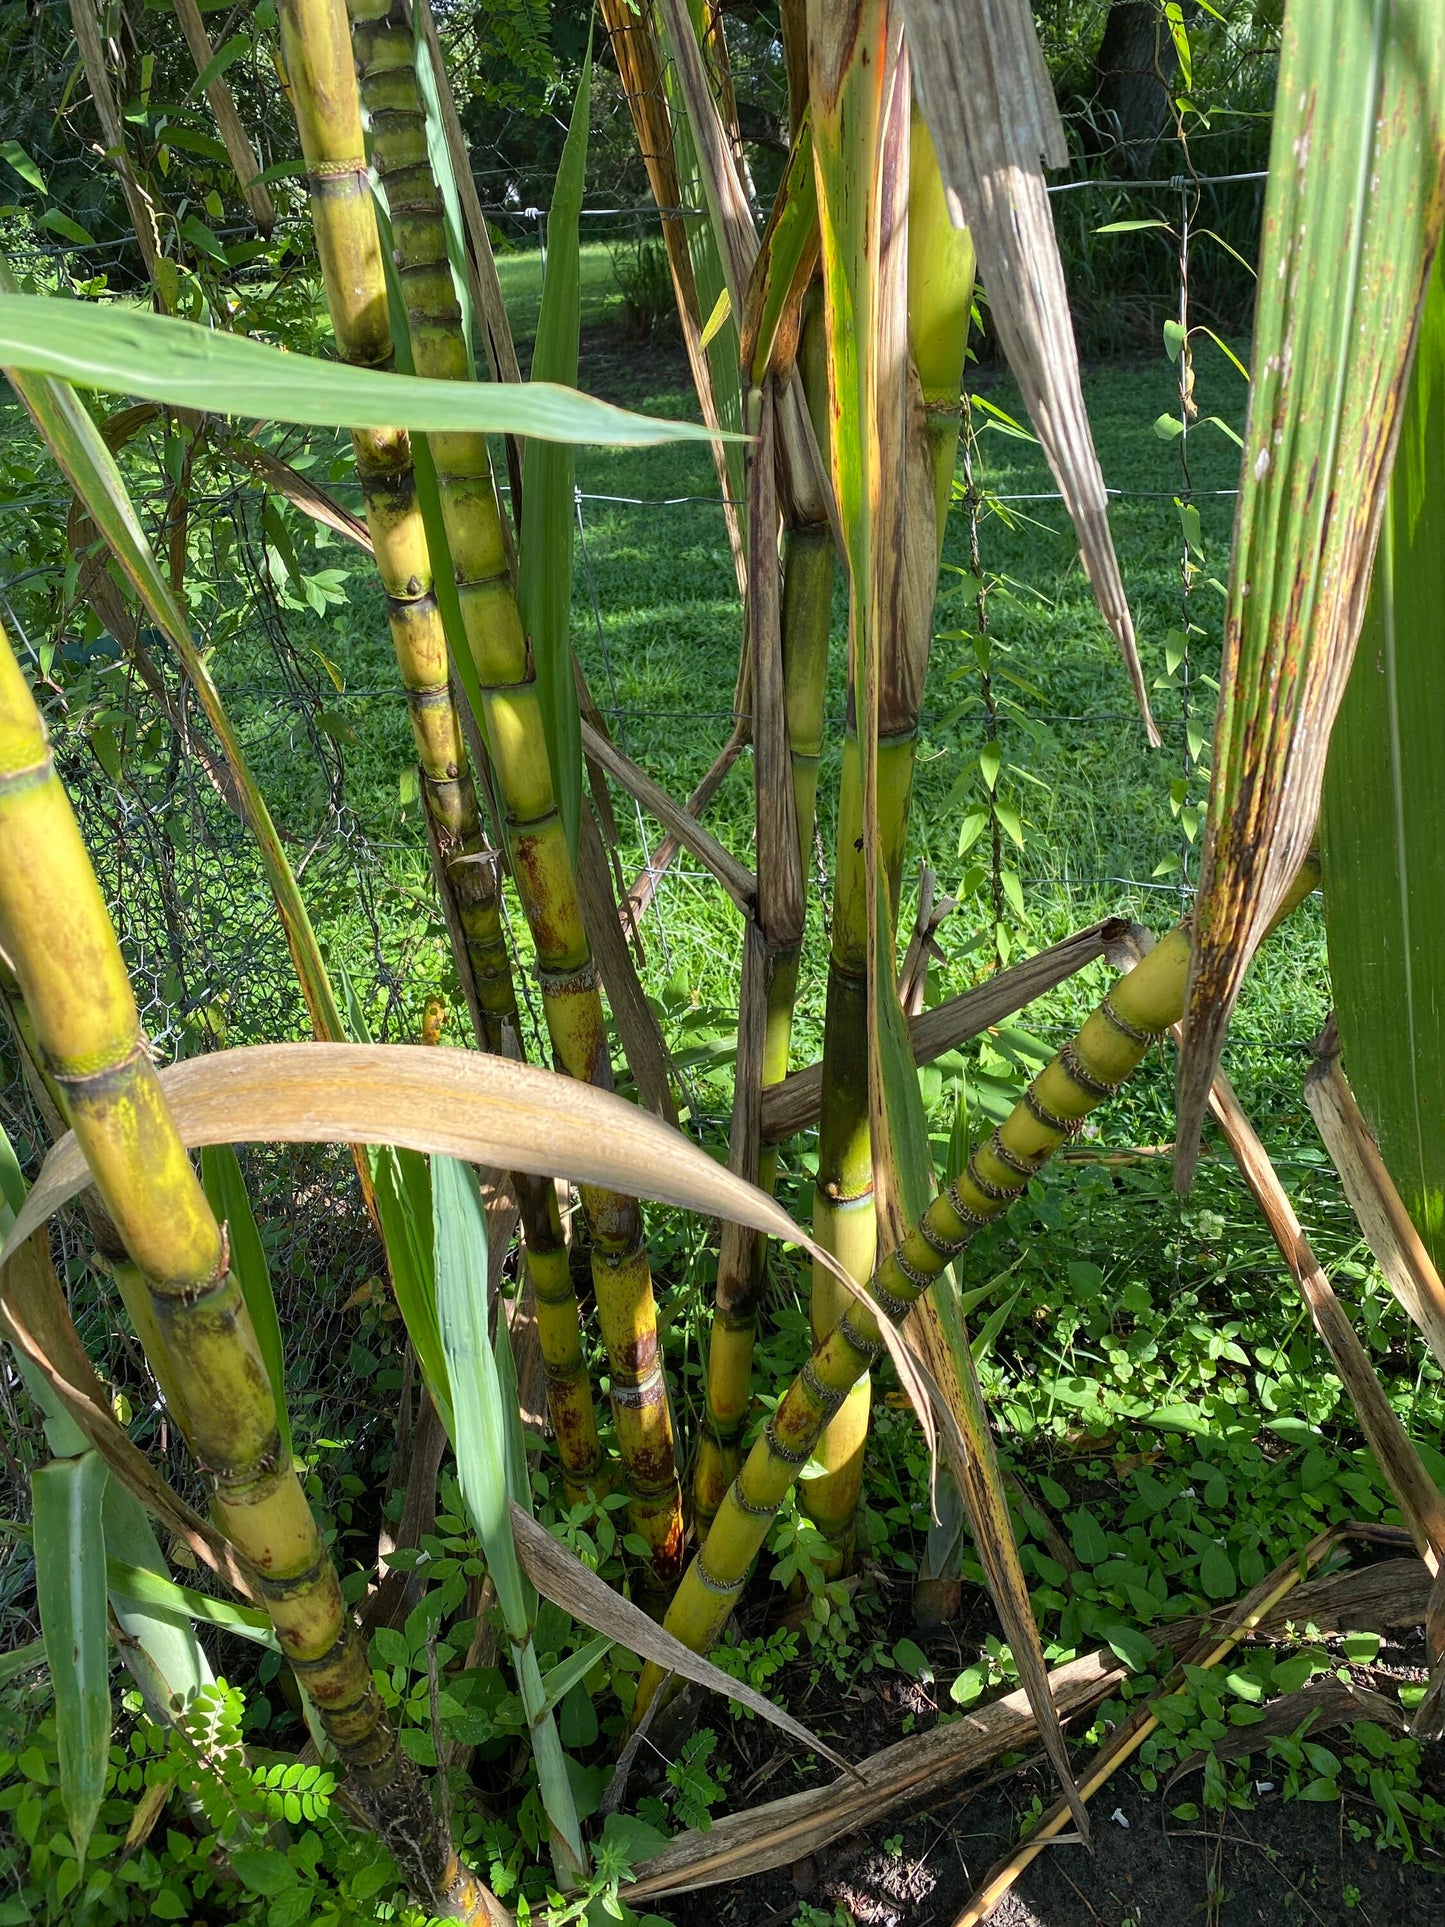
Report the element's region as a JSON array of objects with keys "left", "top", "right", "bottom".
[{"left": 1, "top": 4, "right": 1445, "bottom": 1926}]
